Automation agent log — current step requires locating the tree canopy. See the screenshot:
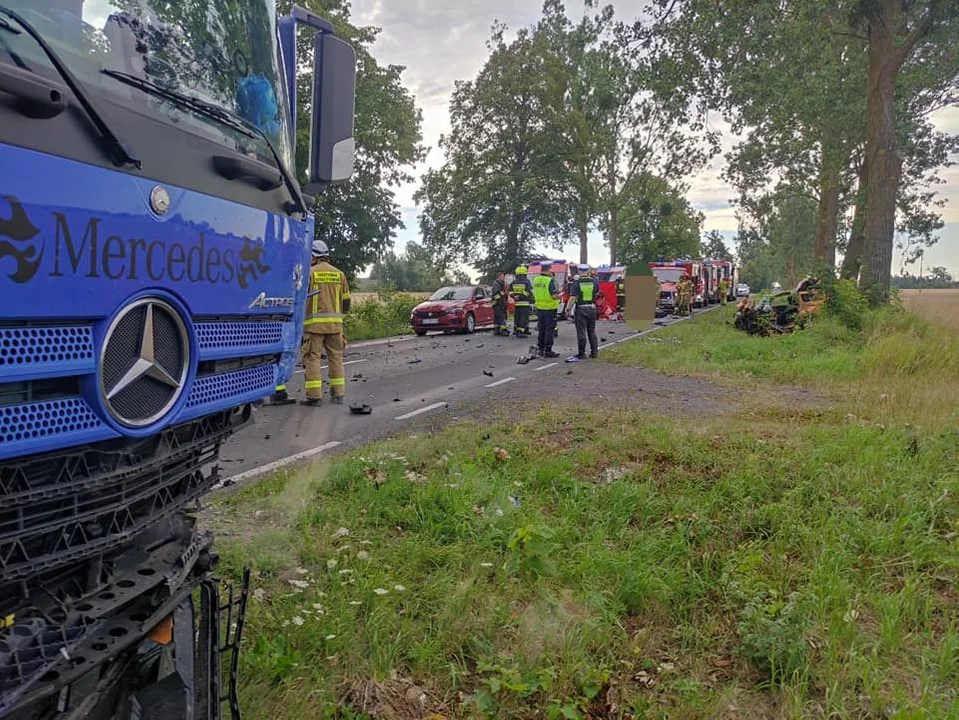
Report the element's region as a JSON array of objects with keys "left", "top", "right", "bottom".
[
  {"left": 278, "top": 0, "right": 424, "bottom": 281},
  {"left": 368, "top": 242, "right": 470, "bottom": 292}
]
